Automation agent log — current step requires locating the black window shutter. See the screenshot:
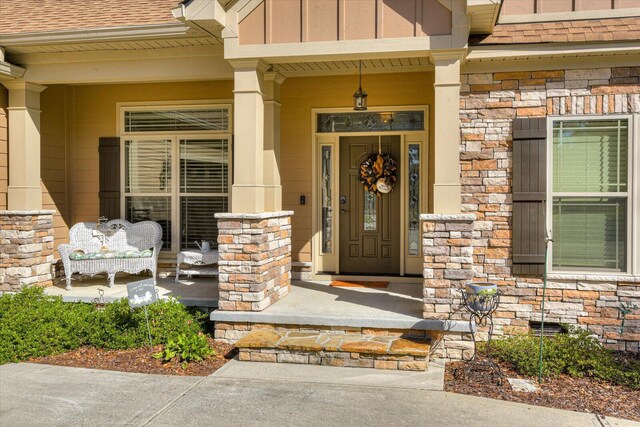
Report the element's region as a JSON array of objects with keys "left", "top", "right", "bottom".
[
  {"left": 512, "top": 118, "right": 546, "bottom": 275},
  {"left": 98, "top": 137, "right": 121, "bottom": 220}
]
